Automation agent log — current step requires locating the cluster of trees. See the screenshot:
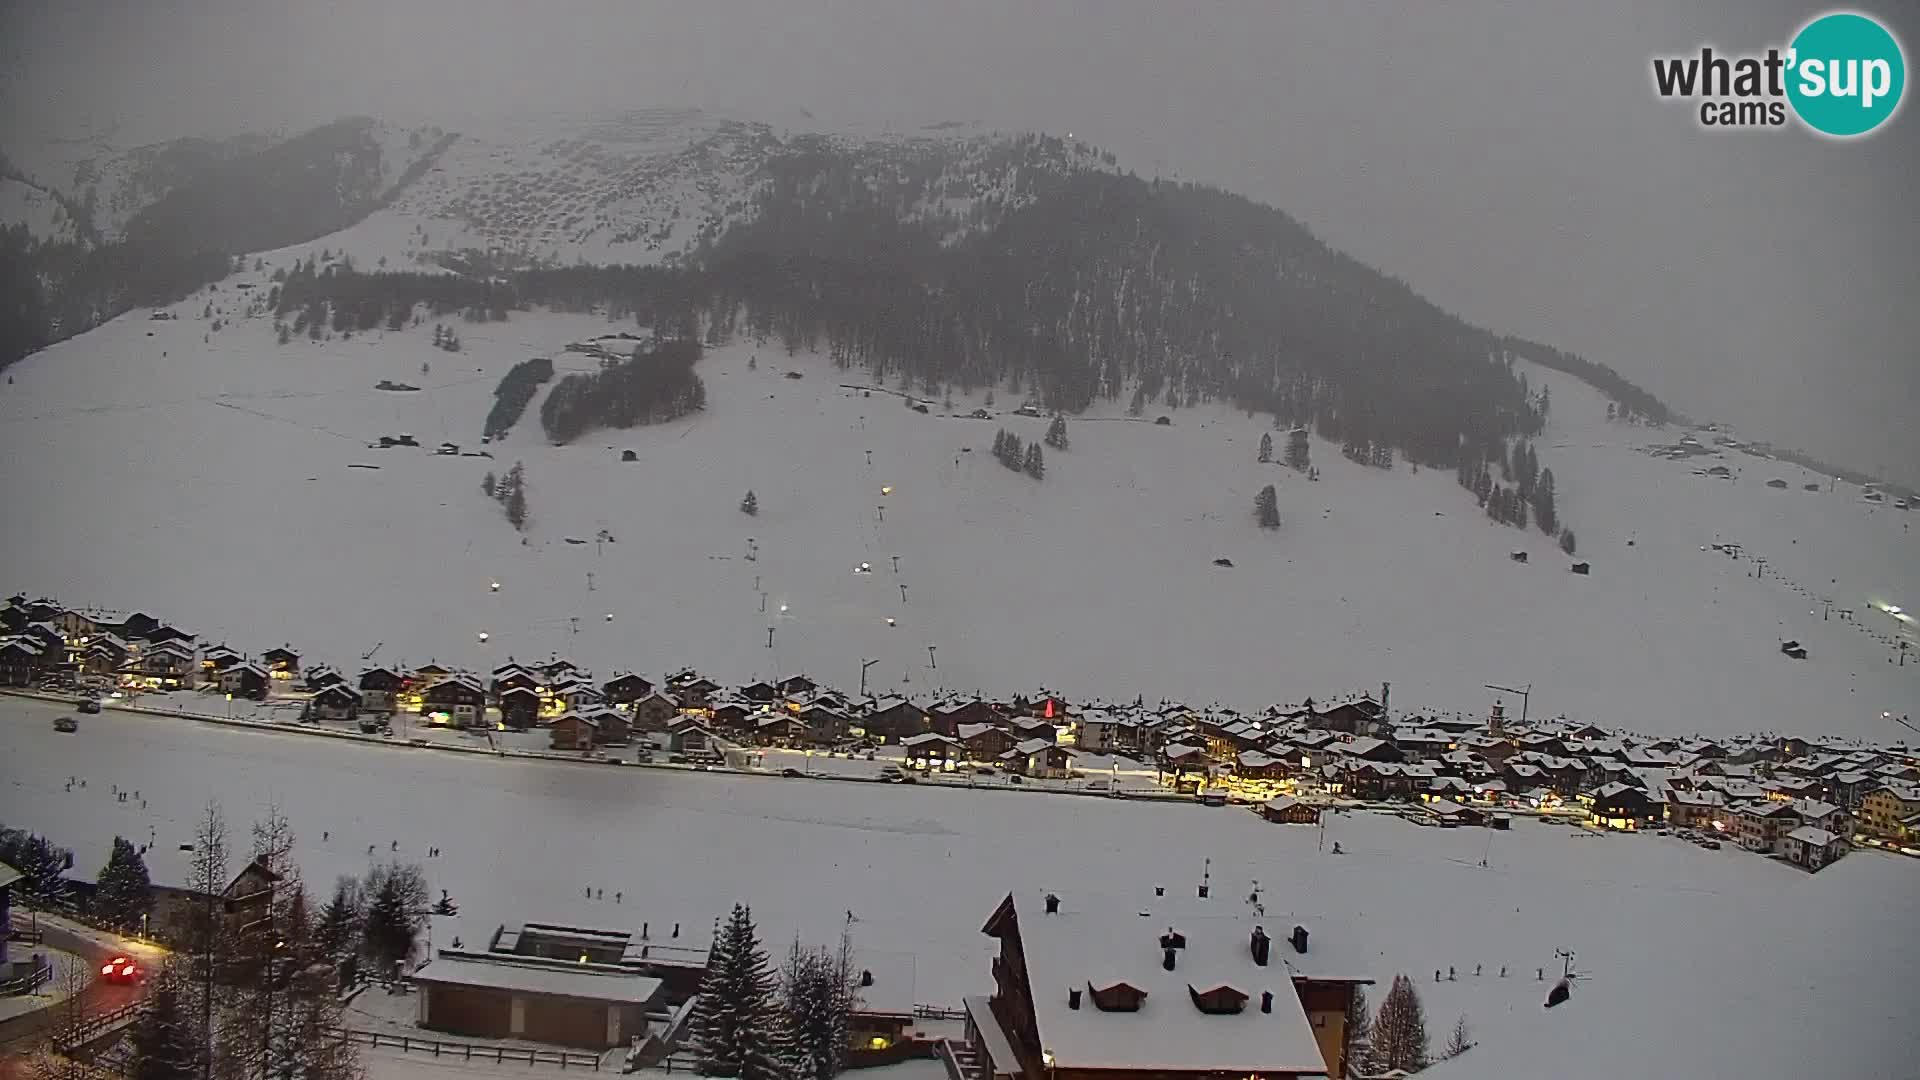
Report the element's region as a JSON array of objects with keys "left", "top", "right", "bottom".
[
  {"left": 107, "top": 802, "right": 365, "bottom": 1080},
  {"left": 692, "top": 903, "right": 860, "bottom": 1080},
  {"left": 483, "top": 356, "right": 554, "bottom": 441},
  {"left": 539, "top": 339, "right": 706, "bottom": 445},
  {"left": 740, "top": 490, "right": 759, "bottom": 516},
  {"left": 1342, "top": 438, "right": 1394, "bottom": 469},
  {"left": 1346, "top": 974, "right": 1475, "bottom": 1076},
  {"left": 1254, "top": 484, "right": 1280, "bottom": 529},
  {"left": 483, "top": 462, "right": 529, "bottom": 530},
  {"left": 1458, "top": 439, "right": 1561, "bottom": 536},
  {"left": 1259, "top": 428, "right": 1314, "bottom": 473},
  {"left": 991, "top": 429, "right": 1044, "bottom": 479},
  {"left": 93, "top": 837, "right": 154, "bottom": 931},
  {"left": 430, "top": 323, "right": 463, "bottom": 352}
]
